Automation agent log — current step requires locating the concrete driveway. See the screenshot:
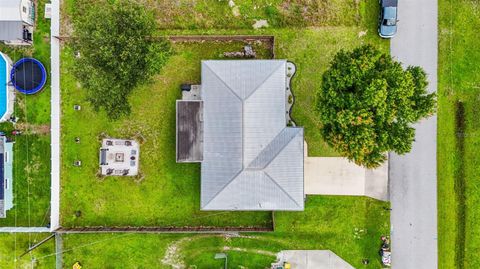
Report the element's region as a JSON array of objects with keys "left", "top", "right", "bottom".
[
  {"left": 305, "top": 157, "right": 389, "bottom": 201},
  {"left": 276, "top": 250, "right": 354, "bottom": 269},
  {"left": 389, "top": 0, "right": 438, "bottom": 267},
  {"left": 304, "top": 142, "right": 389, "bottom": 201}
]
